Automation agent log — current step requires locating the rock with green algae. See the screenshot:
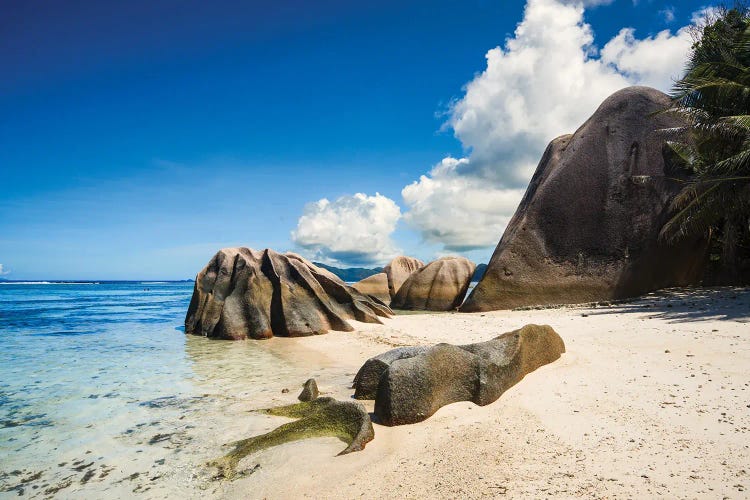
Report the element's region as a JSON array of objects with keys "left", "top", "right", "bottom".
[{"left": 210, "top": 397, "right": 374, "bottom": 479}]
